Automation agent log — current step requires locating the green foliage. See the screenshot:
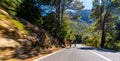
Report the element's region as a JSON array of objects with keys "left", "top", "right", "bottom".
[
  {"left": 10, "top": 19, "right": 29, "bottom": 34},
  {"left": 0, "top": 0, "right": 22, "bottom": 15},
  {"left": 115, "top": 41, "right": 120, "bottom": 51},
  {"left": 82, "top": 32, "right": 101, "bottom": 47},
  {"left": 84, "top": 0, "right": 120, "bottom": 50},
  {"left": 61, "top": 18, "right": 76, "bottom": 40},
  {"left": 0, "top": 13, "right": 29, "bottom": 35},
  {"left": 16, "top": 0, "right": 41, "bottom": 24},
  {"left": 82, "top": 31, "right": 113, "bottom": 48},
  {"left": 0, "top": 0, "right": 83, "bottom": 47},
  {"left": 113, "top": 0, "right": 120, "bottom": 6}
]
